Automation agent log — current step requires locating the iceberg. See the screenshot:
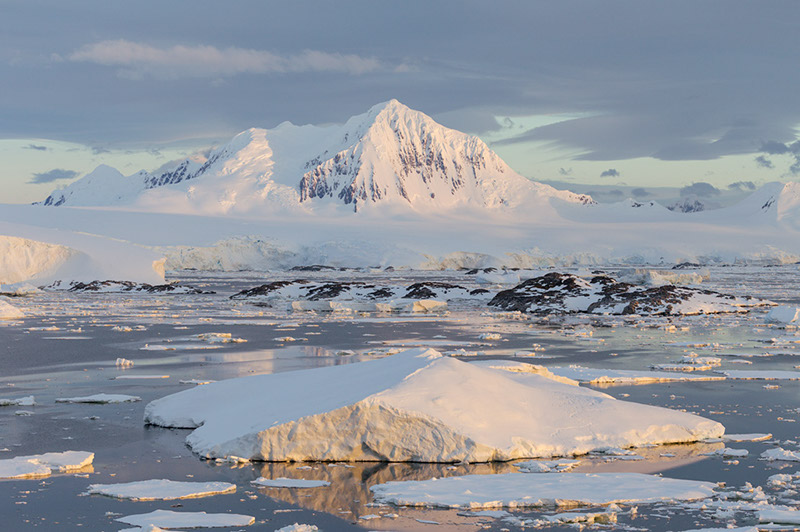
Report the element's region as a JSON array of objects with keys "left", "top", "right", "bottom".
[{"left": 145, "top": 347, "right": 724, "bottom": 462}]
